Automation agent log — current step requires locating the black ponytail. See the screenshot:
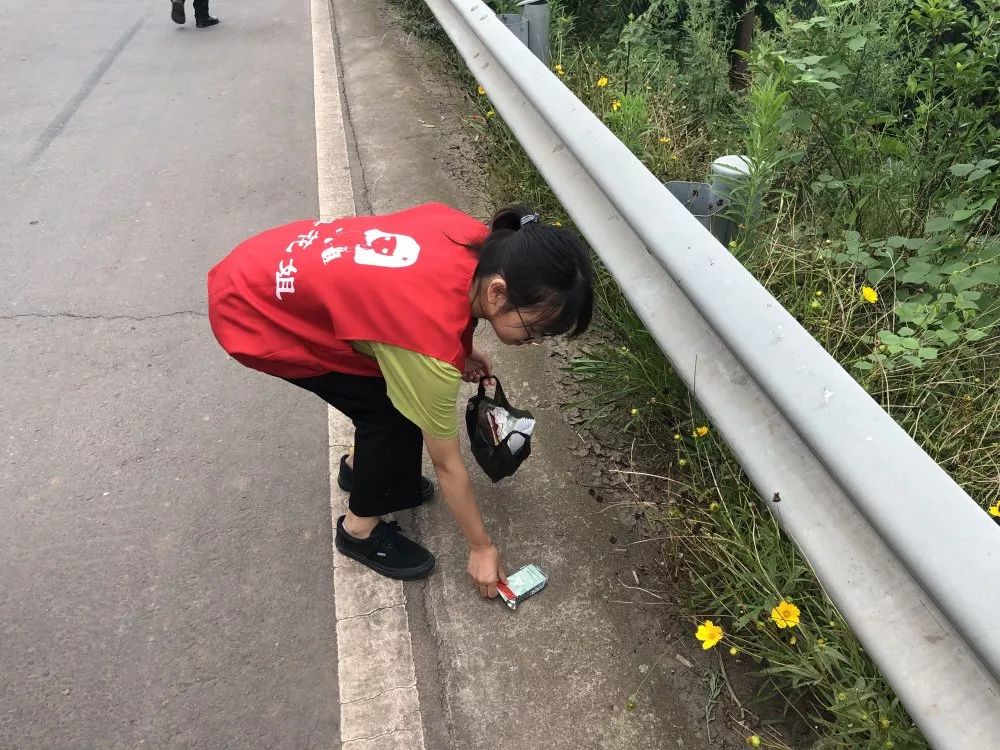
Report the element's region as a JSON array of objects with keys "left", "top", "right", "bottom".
[{"left": 471, "top": 204, "right": 594, "bottom": 338}]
